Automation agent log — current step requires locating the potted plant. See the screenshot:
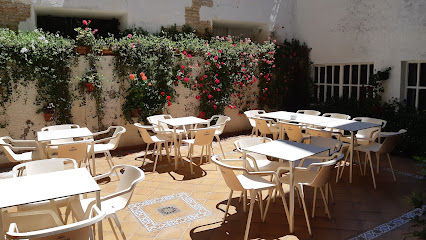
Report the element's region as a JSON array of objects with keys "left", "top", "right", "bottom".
[
  {"left": 43, "top": 103, "right": 55, "bottom": 121},
  {"left": 74, "top": 20, "right": 97, "bottom": 55},
  {"left": 377, "top": 67, "right": 391, "bottom": 81},
  {"left": 79, "top": 70, "right": 103, "bottom": 92}
]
